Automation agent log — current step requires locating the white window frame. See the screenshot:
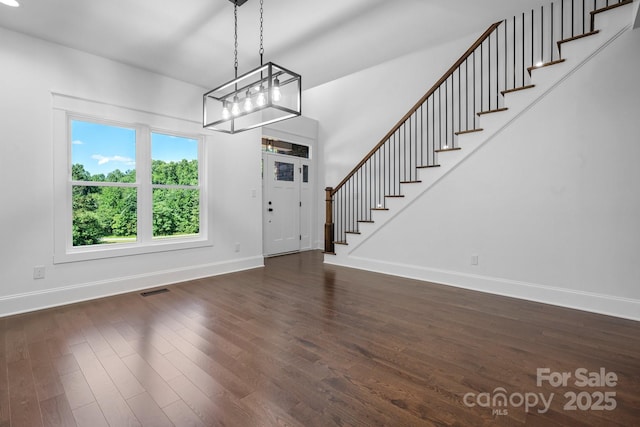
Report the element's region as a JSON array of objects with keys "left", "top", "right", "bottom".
[{"left": 53, "top": 94, "right": 211, "bottom": 264}]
